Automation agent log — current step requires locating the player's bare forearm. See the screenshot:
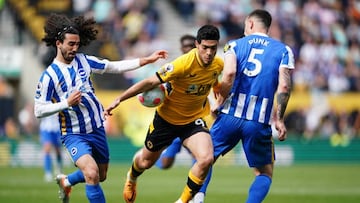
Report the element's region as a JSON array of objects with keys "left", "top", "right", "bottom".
[
  {"left": 276, "top": 68, "right": 292, "bottom": 120},
  {"left": 276, "top": 92, "right": 290, "bottom": 121}
]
